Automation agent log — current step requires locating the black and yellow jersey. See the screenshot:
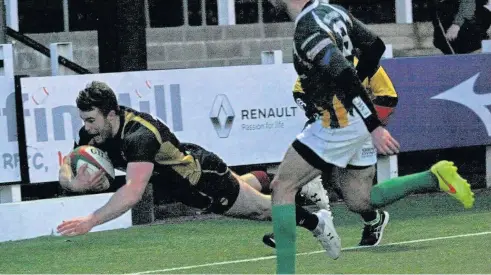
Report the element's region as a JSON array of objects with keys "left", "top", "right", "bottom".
[
  {"left": 76, "top": 106, "right": 202, "bottom": 185},
  {"left": 293, "top": 57, "right": 398, "bottom": 126},
  {"left": 293, "top": 0, "right": 386, "bottom": 131}
]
